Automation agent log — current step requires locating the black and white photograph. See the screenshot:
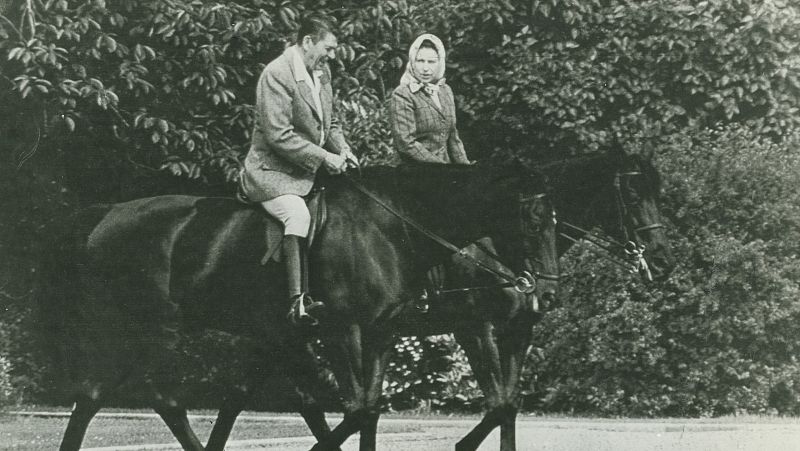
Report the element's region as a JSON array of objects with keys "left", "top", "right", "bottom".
[{"left": 1, "top": 0, "right": 799, "bottom": 449}]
